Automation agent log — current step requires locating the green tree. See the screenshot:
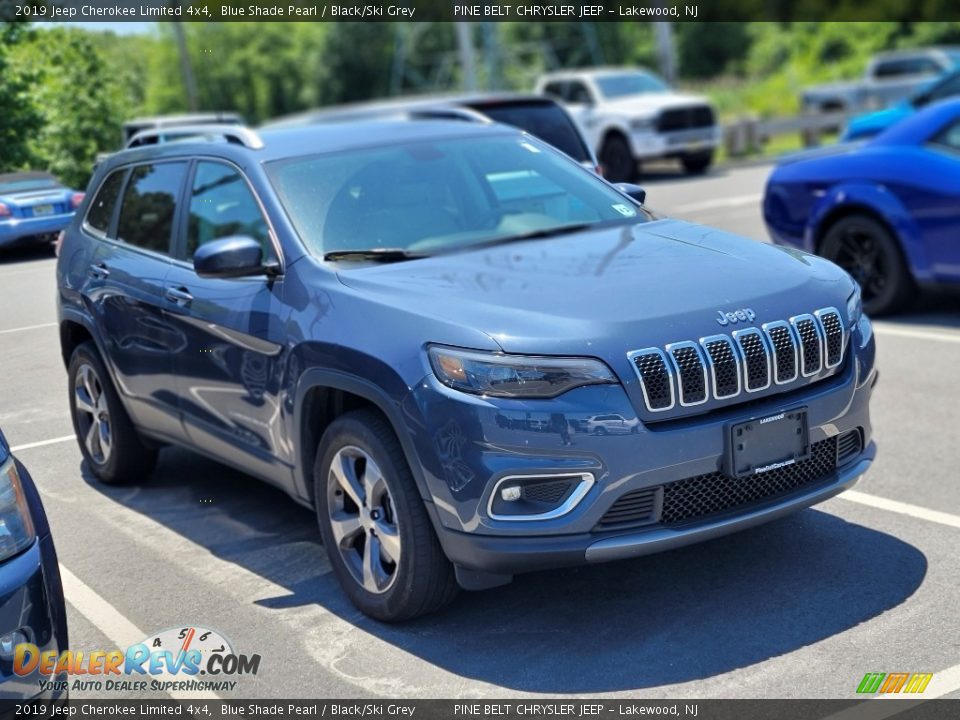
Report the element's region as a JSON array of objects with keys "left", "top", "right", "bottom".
[
  {"left": 8, "top": 27, "right": 127, "bottom": 187},
  {"left": 0, "top": 22, "right": 42, "bottom": 172}
]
